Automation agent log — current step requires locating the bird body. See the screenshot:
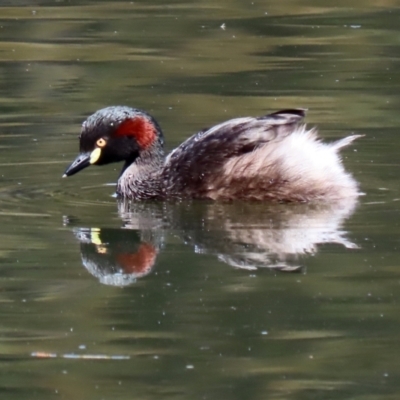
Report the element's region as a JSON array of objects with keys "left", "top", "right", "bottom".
[{"left": 64, "top": 106, "right": 361, "bottom": 202}]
